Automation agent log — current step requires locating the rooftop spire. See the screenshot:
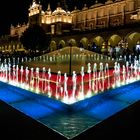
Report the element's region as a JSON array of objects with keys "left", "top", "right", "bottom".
[
  {"left": 95, "top": 0, "right": 98, "bottom": 4},
  {"left": 33, "top": 0, "right": 36, "bottom": 3},
  {"left": 47, "top": 3, "right": 51, "bottom": 10}
]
